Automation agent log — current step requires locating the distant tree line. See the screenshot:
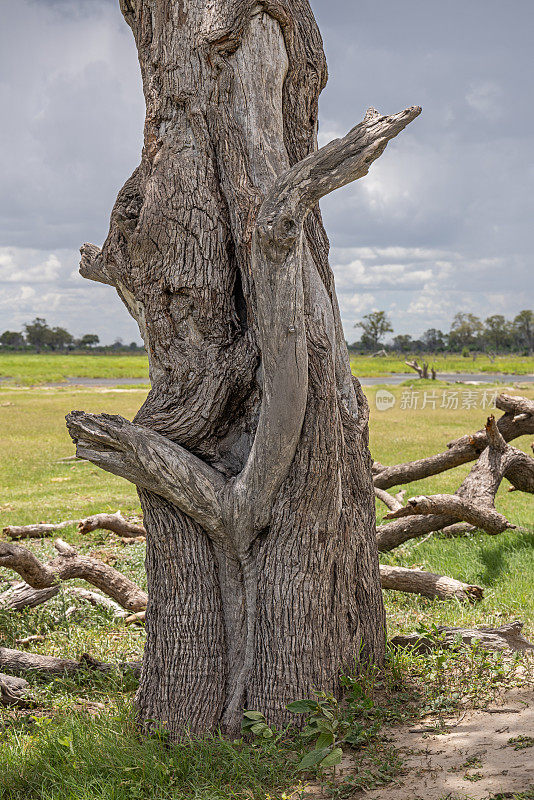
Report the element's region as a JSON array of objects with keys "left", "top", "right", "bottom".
[
  {"left": 351, "top": 310, "right": 534, "bottom": 356},
  {"left": 0, "top": 318, "right": 144, "bottom": 353}
]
